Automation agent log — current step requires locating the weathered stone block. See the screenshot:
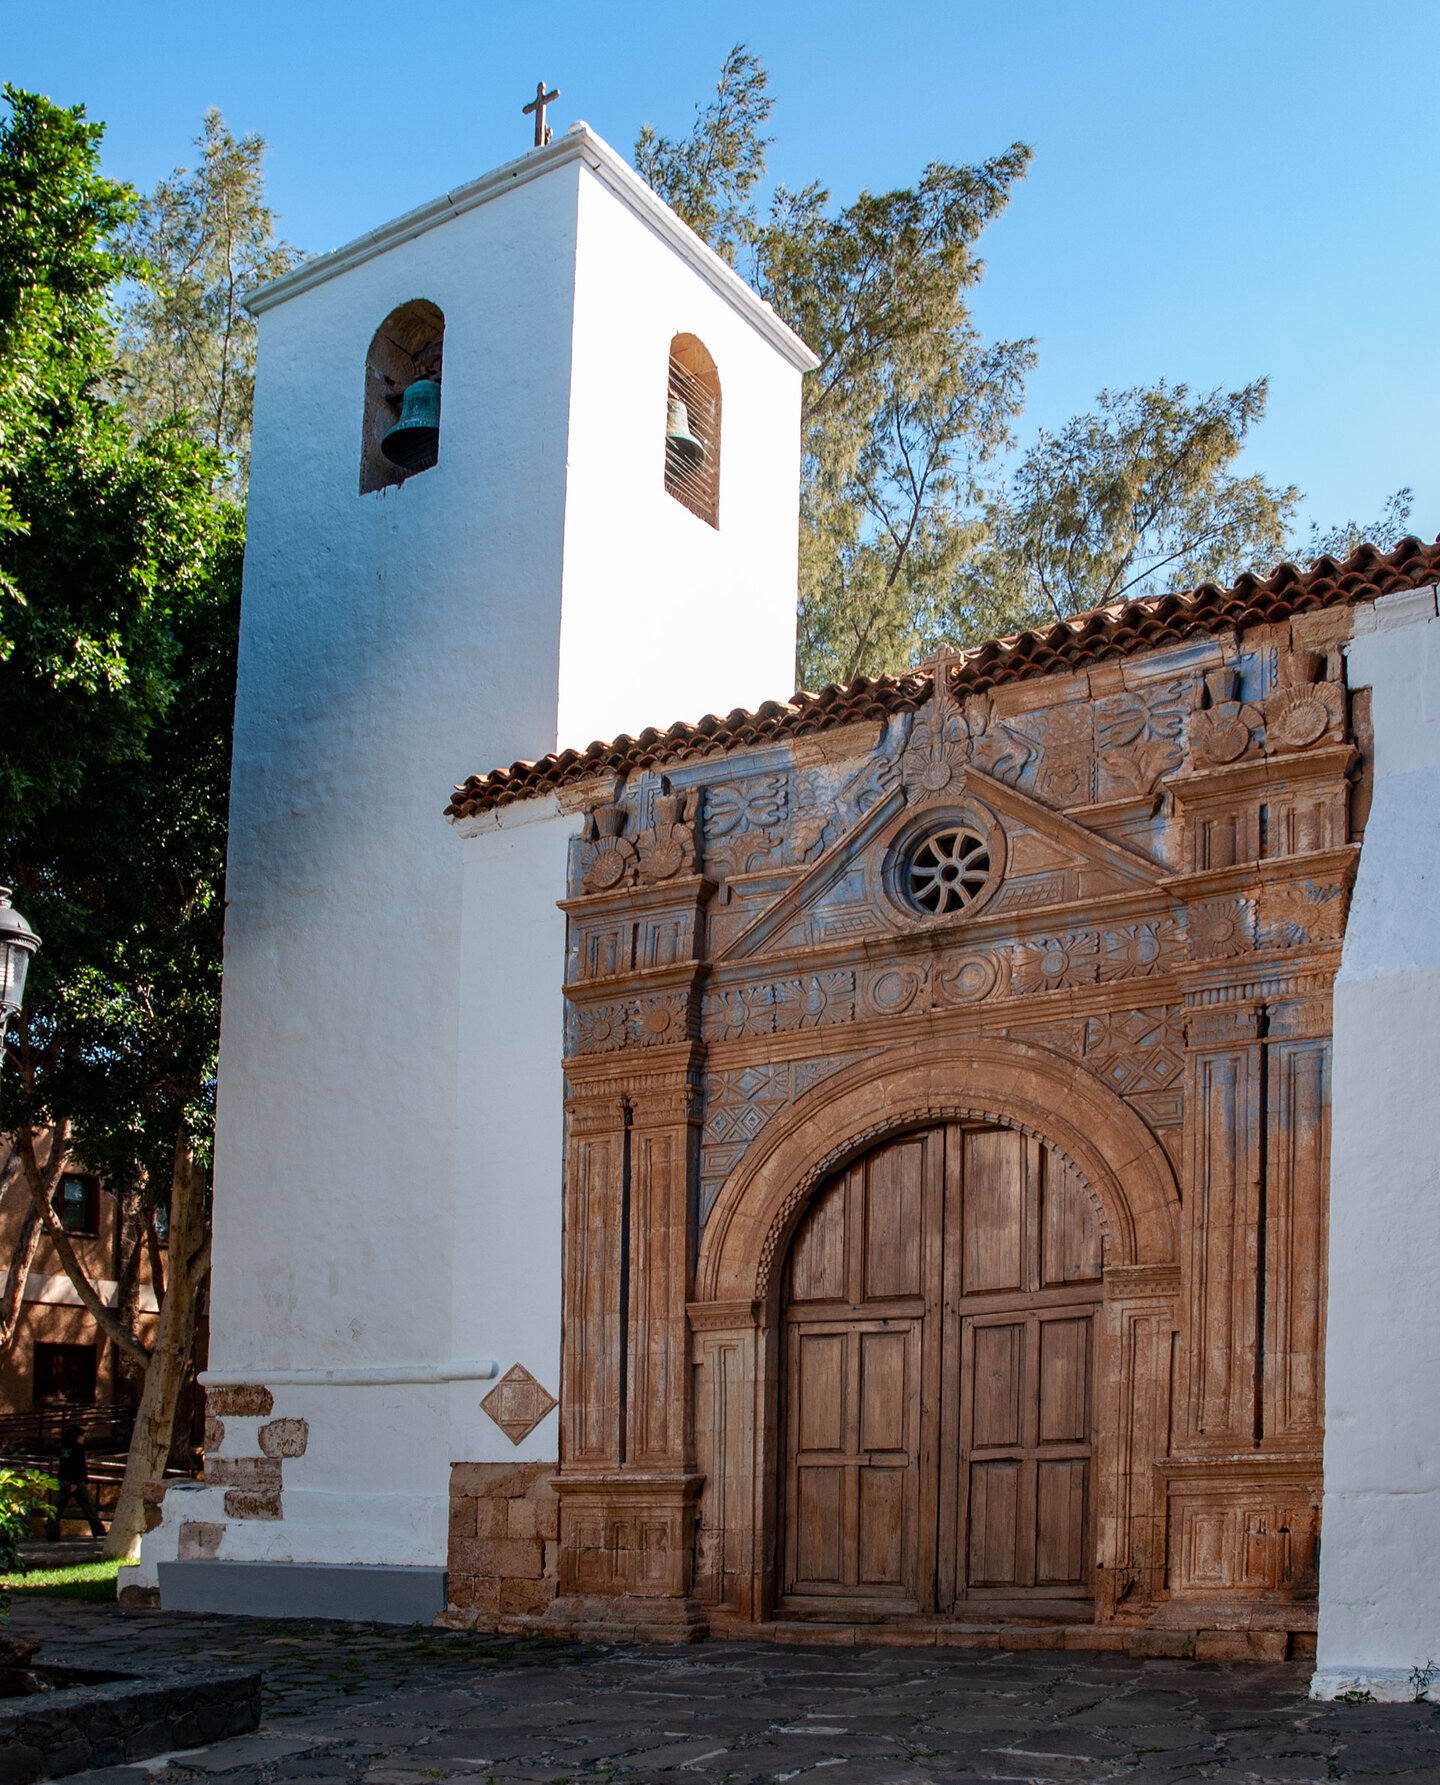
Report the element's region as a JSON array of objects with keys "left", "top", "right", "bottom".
[
  {"left": 507, "top": 1498, "right": 540, "bottom": 1540},
  {"left": 177, "top": 1521, "right": 225, "bottom": 1560},
  {"left": 203, "top": 1414, "right": 225, "bottom": 1452},
  {"left": 473, "top": 1499, "right": 510, "bottom": 1537},
  {"left": 206, "top": 1456, "right": 280, "bottom": 1491},
  {"left": 499, "top": 1575, "right": 555, "bottom": 1617},
  {"left": 1130, "top": 1628, "right": 1196, "bottom": 1659},
  {"left": 207, "top": 1384, "right": 273, "bottom": 1418},
  {"left": 257, "top": 1418, "right": 308, "bottom": 1459},
  {"left": 1195, "top": 1628, "right": 1289, "bottom": 1662},
  {"left": 223, "top": 1488, "right": 282, "bottom": 1520},
  {"left": 469, "top": 1538, "right": 544, "bottom": 1579},
  {"left": 448, "top": 1497, "right": 477, "bottom": 1540}
]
